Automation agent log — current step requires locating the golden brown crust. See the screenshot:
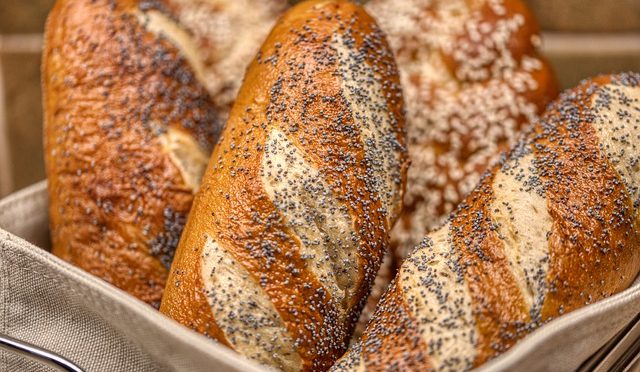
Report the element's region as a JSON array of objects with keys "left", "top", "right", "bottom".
[
  {"left": 352, "top": 251, "right": 397, "bottom": 338},
  {"left": 43, "top": 0, "right": 221, "bottom": 306},
  {"left": 533, "top": 77, "right": 640, "bottom": 319},
  {"left": 334, "top": 73, "right": 640, "bottom": 371},
  {"left": 160, "top": 0, "right": 407, "bottom": 370},
  {"left": 450, "top": 172, "right": 531, "bottom": 364},
  {"left": 360, "top": 279, "right": 432, "bottom": 371},
  {"left": 158, "top": 243, "right": 230, "bottom": 344}
]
